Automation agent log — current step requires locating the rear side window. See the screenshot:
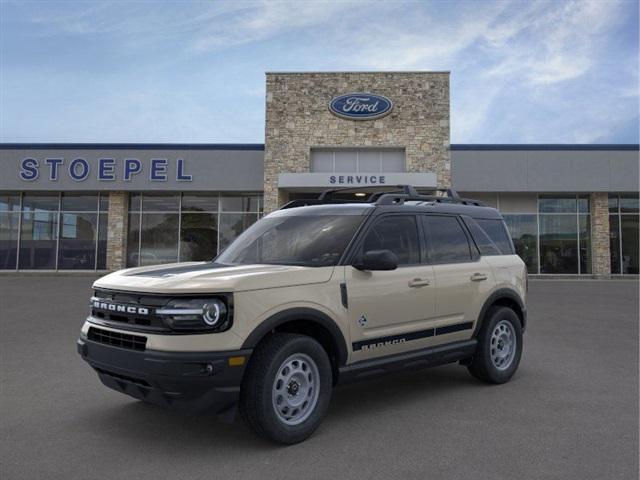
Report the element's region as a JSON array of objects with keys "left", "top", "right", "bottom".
[
  {"left": 476, "top": 219, "right": 514, "bottom": 254},
  {"left": 463, "top": 217, "right": 501, "bottom": 256},
  {"left": 422, "top": 215, "right": 472, "bottom": 264},
  {"left": 361, "top": 215, "right": 420, "bottom": 265}
]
